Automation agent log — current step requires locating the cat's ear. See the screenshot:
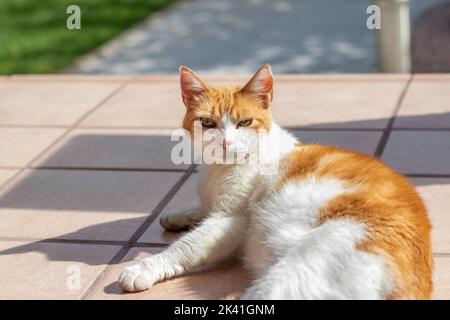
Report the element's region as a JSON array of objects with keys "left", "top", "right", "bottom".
[
  {"left": 240, "top": 64, "right": 273, "bottom": 108},
  {"left": 179, "top": 66, "right": 209, "bottom": 107}
]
